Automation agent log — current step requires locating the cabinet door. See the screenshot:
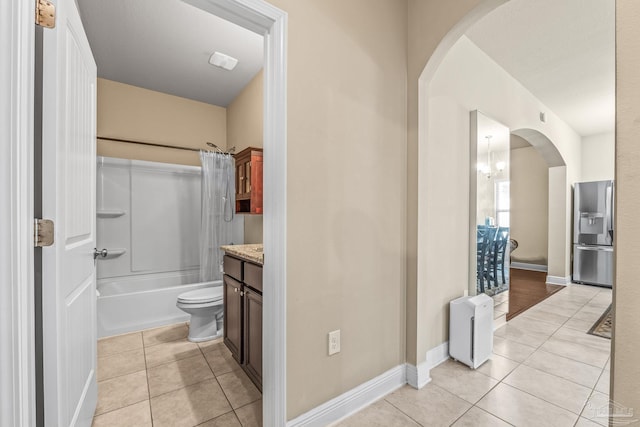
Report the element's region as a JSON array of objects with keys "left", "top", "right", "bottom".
[
  {"left": 223, "top": 275, "right": 243, "bottom": 362},
  {"left": 243, "top": 289, "right": 262, "bottom": 391}
]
